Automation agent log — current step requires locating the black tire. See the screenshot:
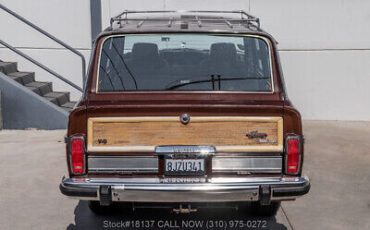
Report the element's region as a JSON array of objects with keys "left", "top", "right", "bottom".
[
  {"left": 250, "top": 201, "right": 280, "bottom": 216},
  {"left": 88, "top": 201, "right": 132, "bottom": 216}
]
